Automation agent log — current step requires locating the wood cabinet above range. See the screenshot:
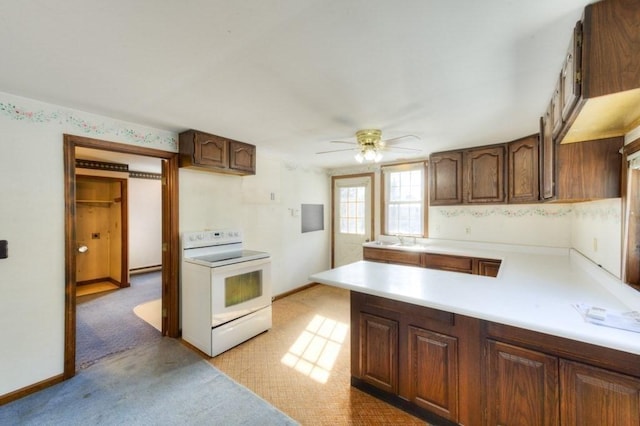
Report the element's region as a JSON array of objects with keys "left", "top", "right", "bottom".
[{"left": 179, "top": 129, "right": 256, "bottom": 176}]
